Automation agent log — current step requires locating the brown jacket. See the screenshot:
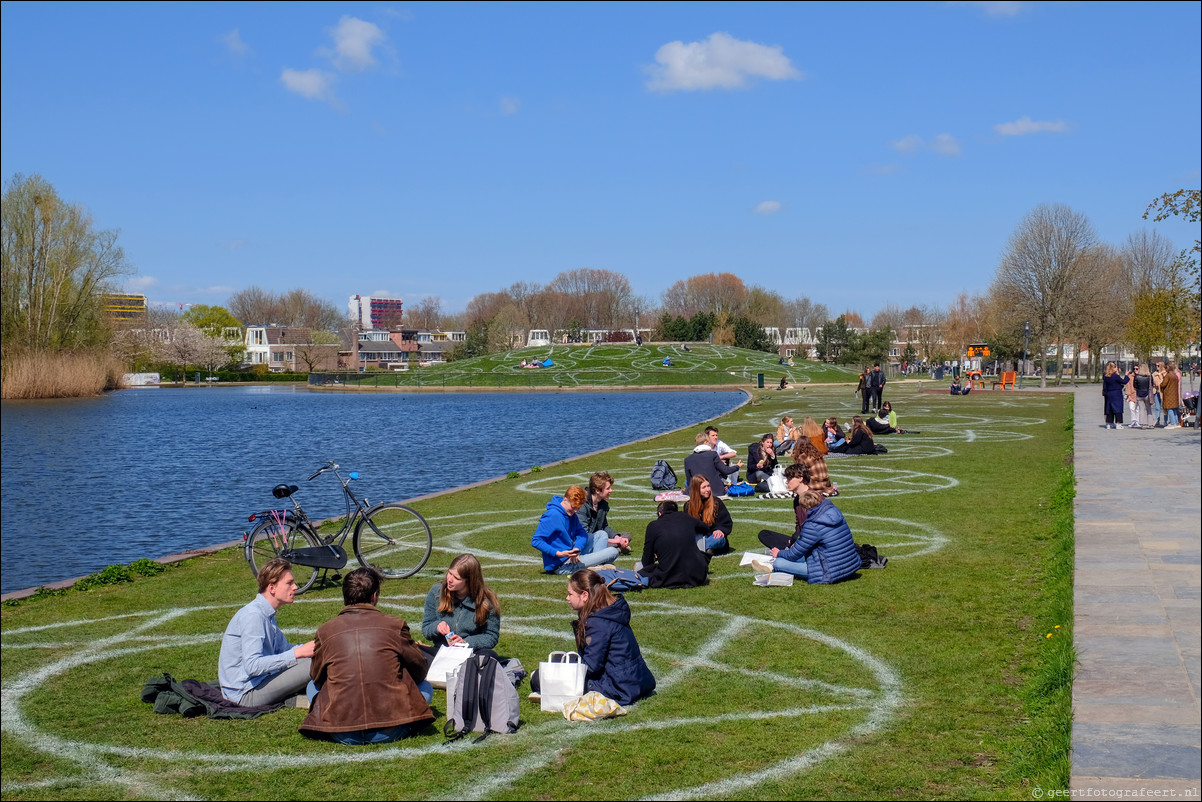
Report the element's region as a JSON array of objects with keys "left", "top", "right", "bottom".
[
  {"left": 300, "top": 604, "right": 434, "bottom": 735},
  {"left": 1161, "top": 371, "right": 1181, "bottom": 409}
]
